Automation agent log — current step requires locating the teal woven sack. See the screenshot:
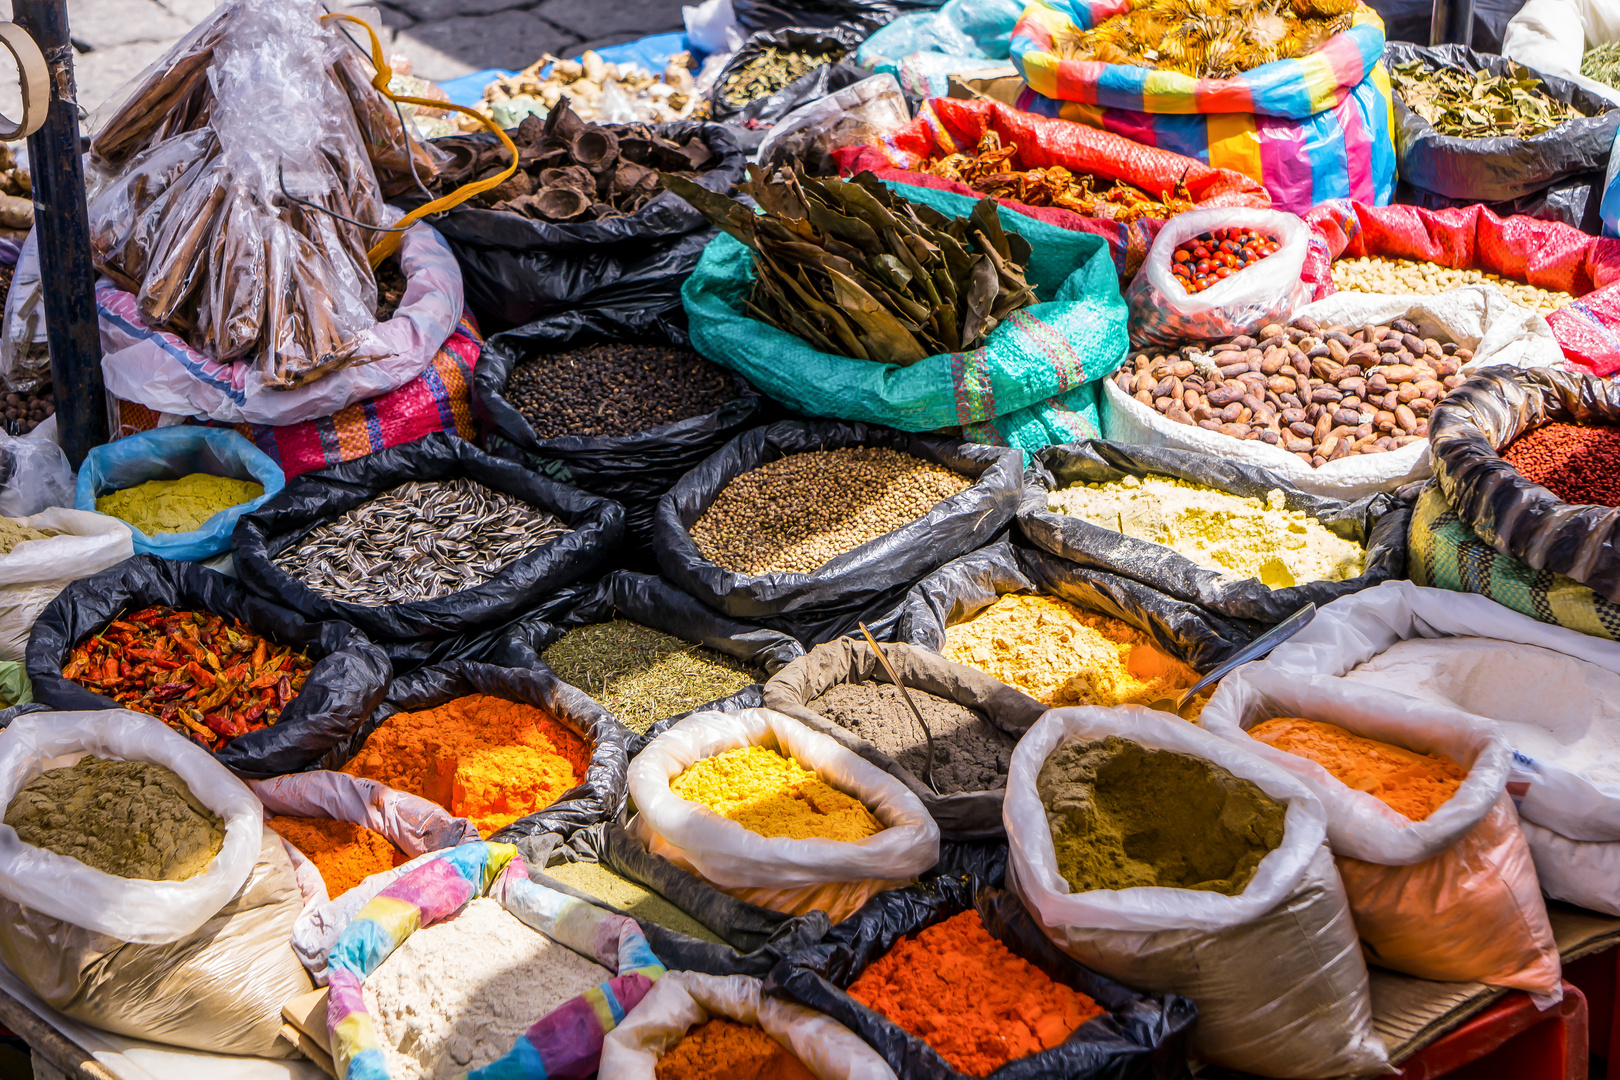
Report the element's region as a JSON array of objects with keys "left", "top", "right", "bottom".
[{"left": 681, "top": 180, "right": 1129, "bottom": 452}]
